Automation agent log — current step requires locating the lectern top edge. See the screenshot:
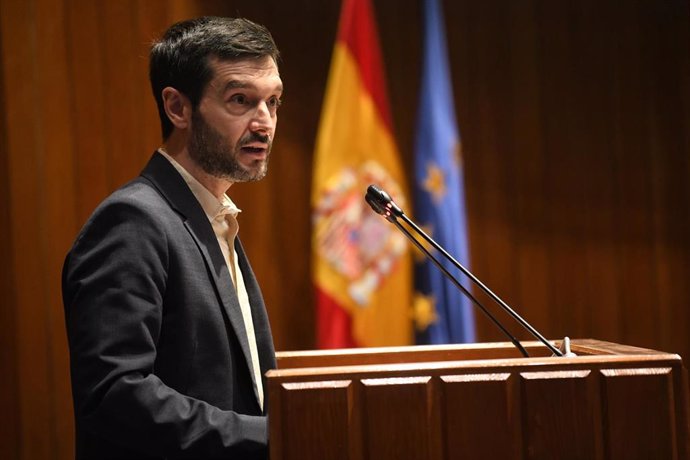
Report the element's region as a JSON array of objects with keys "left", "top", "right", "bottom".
[{"left": 269, "top": 339, "right": 684, "bottom": 379}]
